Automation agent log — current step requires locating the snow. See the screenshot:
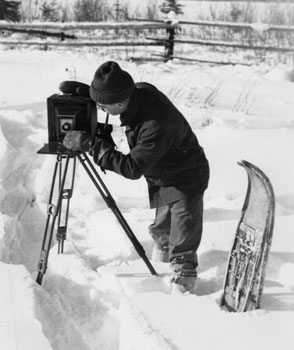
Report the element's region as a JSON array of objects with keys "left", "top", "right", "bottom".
[{"left": 0, "top": 46, "right": 294, "bottom": 350}]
